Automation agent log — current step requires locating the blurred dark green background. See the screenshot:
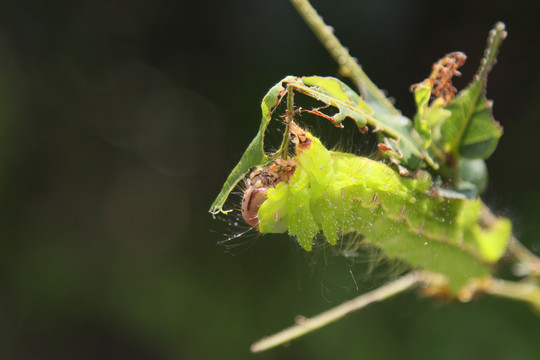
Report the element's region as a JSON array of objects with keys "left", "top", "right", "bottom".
[{"left": 0, "top": 0, "right": 539, "bottom": 359}]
